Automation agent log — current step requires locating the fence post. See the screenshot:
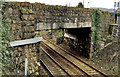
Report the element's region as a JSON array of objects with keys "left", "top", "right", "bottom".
[
  {"left": 25, "top": 58, "right": 27, "bottom": 77},
  {"left": 36, "top": 42, "right": 40, "bottom": 75}
]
